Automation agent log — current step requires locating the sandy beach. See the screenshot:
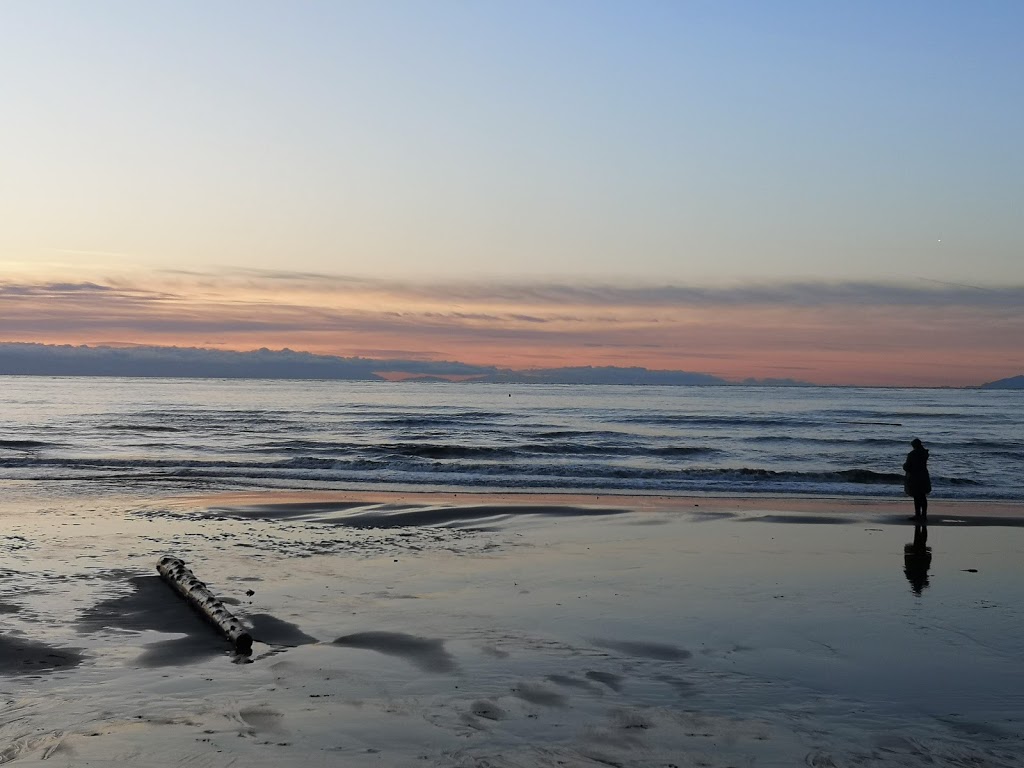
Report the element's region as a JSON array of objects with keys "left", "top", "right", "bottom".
[{"left": 2, "top": 490, "right": 1023, "bottom": 767}]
